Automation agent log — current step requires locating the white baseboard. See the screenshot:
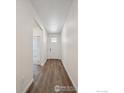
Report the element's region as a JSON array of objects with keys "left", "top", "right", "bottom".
[
  {"left": 22, "top": 79, "right": 33, "bottom": 93},
  {"left": 62, "top": 60, "right": 78, "bottom": 92},
  {"left": 40, "top": 63, "right": 44, "bottom": 66},
  {"left": 40, "top": 59, "right": 47, "bottom": 66}
]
